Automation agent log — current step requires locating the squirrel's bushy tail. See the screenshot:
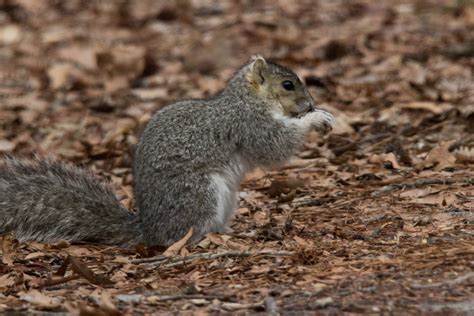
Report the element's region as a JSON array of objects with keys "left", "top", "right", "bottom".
[{"left": 0, "top": 157, "right": 141, "bottom": 245}]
